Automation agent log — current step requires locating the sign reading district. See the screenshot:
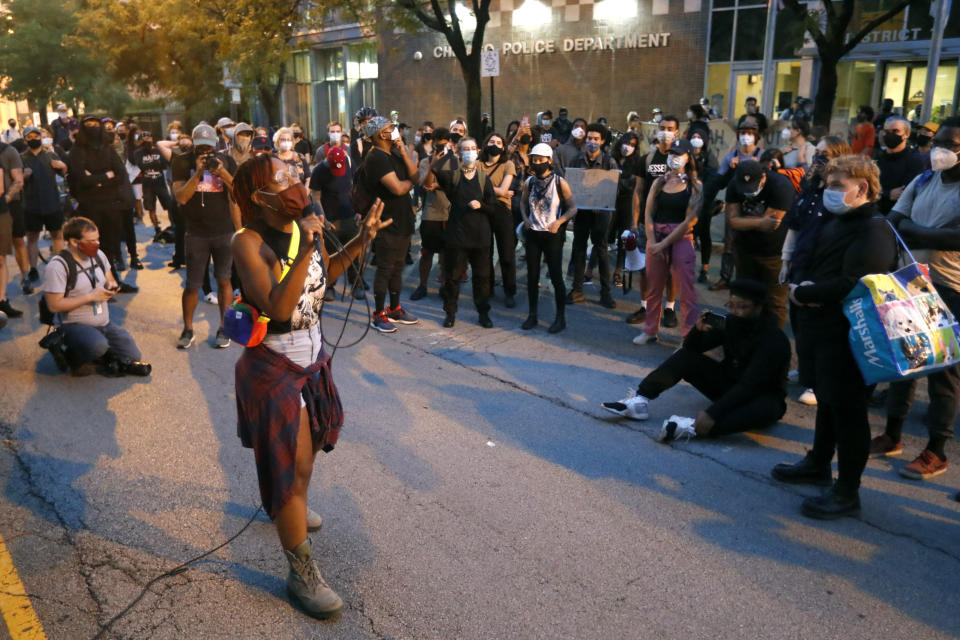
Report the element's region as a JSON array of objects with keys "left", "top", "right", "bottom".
[{"left": 564, "top": 168, "right": 621, "bottom": 211}]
